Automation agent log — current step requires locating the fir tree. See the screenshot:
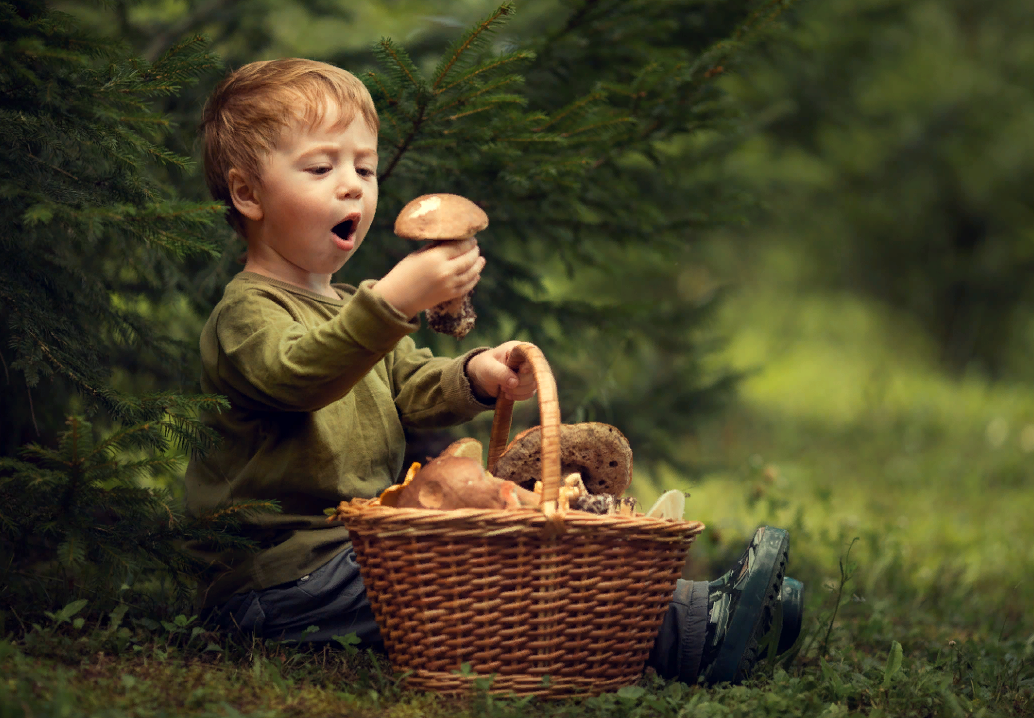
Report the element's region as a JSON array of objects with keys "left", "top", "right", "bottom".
[
  {"left": 0, "top": 1, "right": 228, "bottom": 450},
  {"left": 0, "top": 2, "right": 278, "bottom": 613},
  {"left": 0, "top": 416, "right": 276, "bottom": 616}
]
